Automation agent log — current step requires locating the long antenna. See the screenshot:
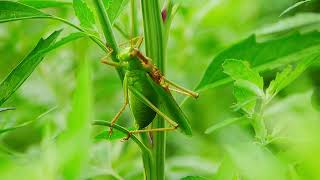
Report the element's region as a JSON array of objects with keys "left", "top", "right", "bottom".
[{"left": 130, "top": 0, "right": 135, "bottom": 48}]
